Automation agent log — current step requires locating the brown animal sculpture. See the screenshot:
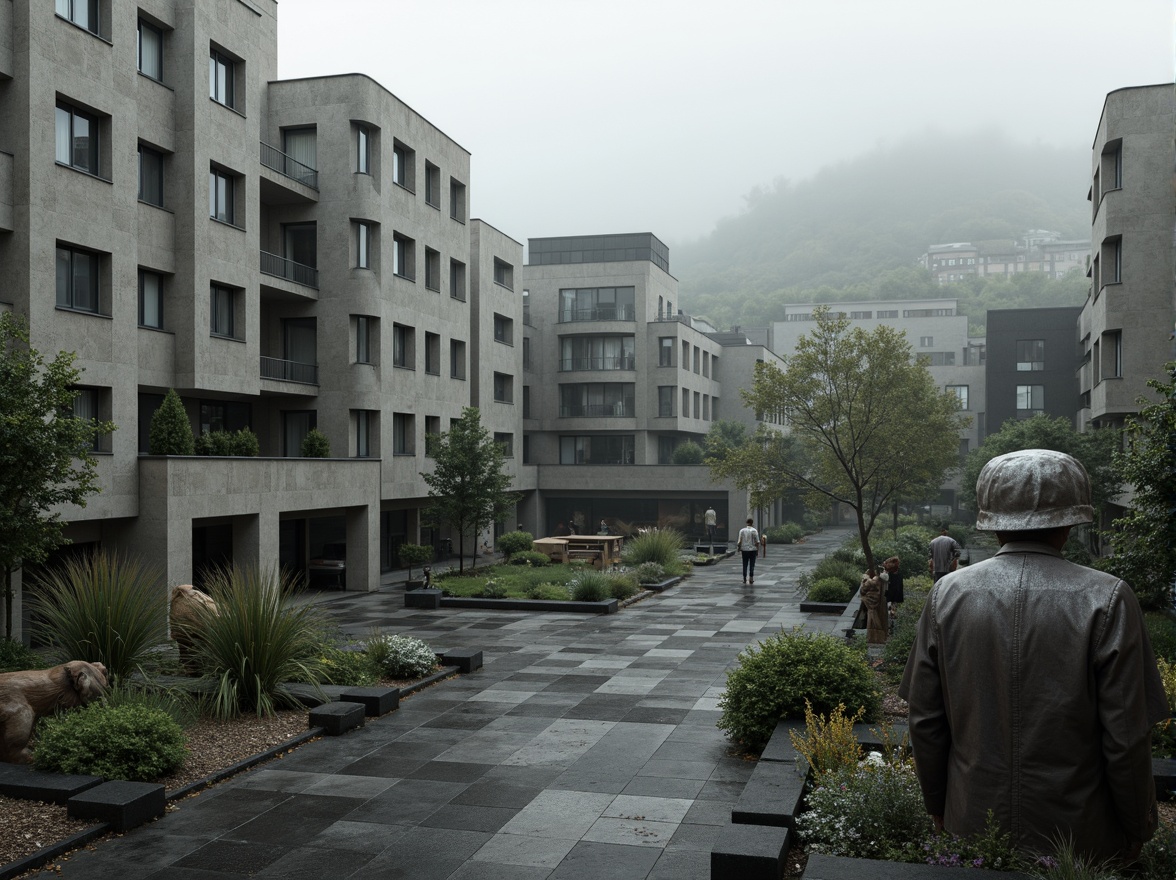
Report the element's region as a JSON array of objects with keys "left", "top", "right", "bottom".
[
  {"left": 0, "top": 660, "right": 109, "bottom": 764},
  {"left": 169, "top": 584, "right": 218, "bottom": 673}
]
